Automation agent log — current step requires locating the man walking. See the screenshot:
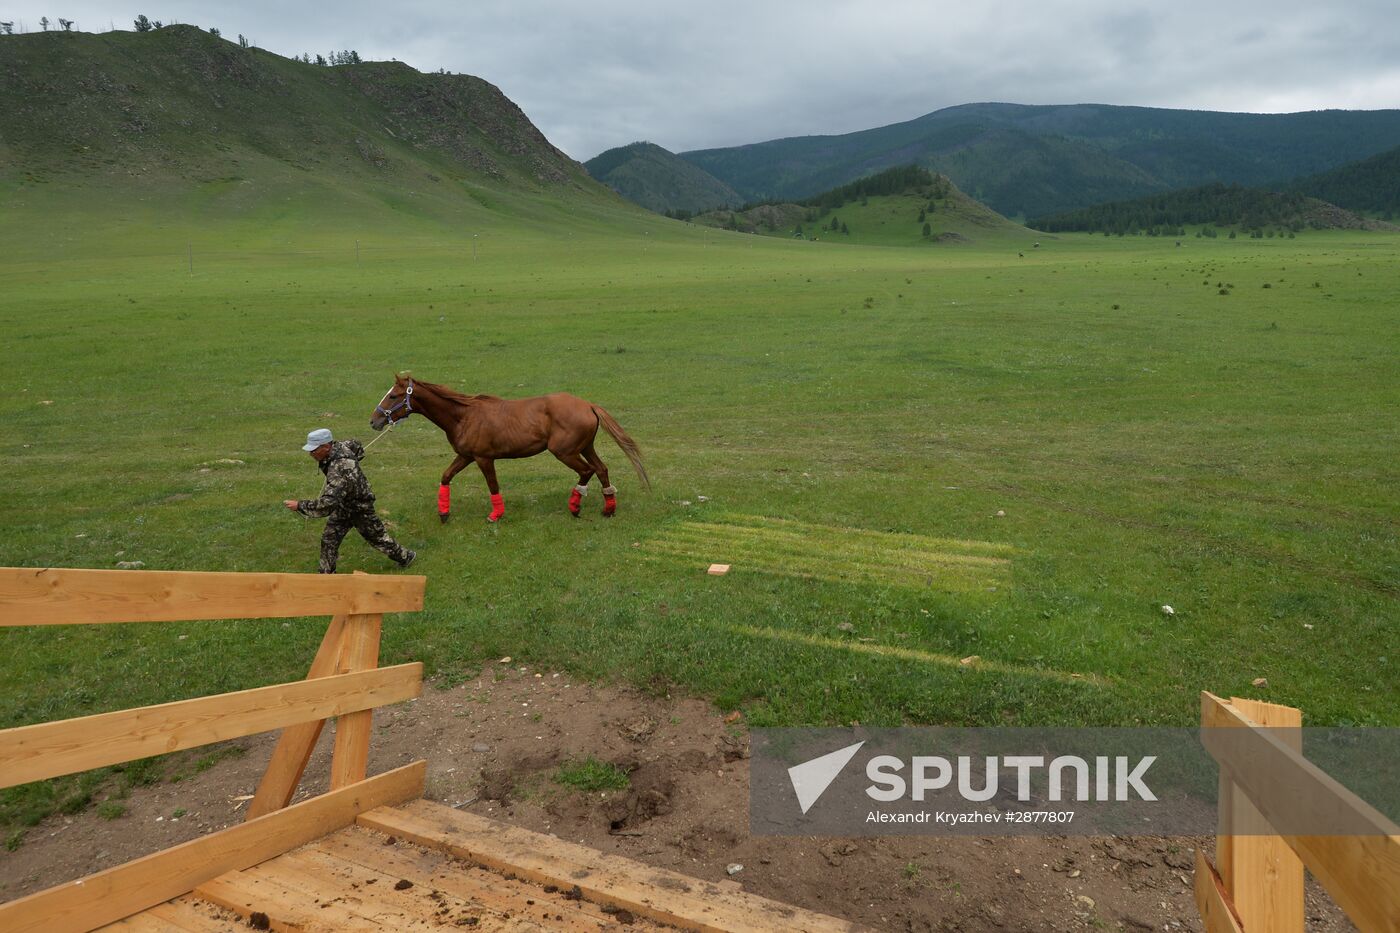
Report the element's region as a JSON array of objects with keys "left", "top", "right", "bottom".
[{"left": 284, "top": 428, "right": 416, "bottom": 574}]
